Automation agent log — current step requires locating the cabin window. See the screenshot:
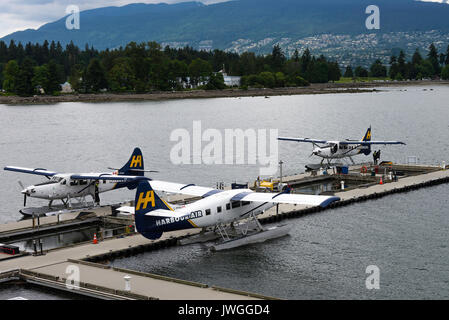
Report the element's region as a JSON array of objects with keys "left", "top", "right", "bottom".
[
  {"left": 103, "top": 180, "right": 107, "bottom": 184},
  {"left": 206, "top": 209, "right": 211, "bottom": 216},
  {"left": 217, "top": 206, "right": 222, "bottom": 213},
  {"left": 61, "top": 180, "right": 66, "bottom": 185},
  {"left": 226, "top": 203, "right": 231, "bottom": 210},
  {"left": 69, "top": 180, "right": 78, "bottom": 186},
  {"left": 231, "top": 202, "right": 240, "bottom": 209},
  {"left": 80, "top": 180, "right": 88, "bottom": 185},
  {"left": 242, "top": 201, "right": 250, "bottom": 206}
]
